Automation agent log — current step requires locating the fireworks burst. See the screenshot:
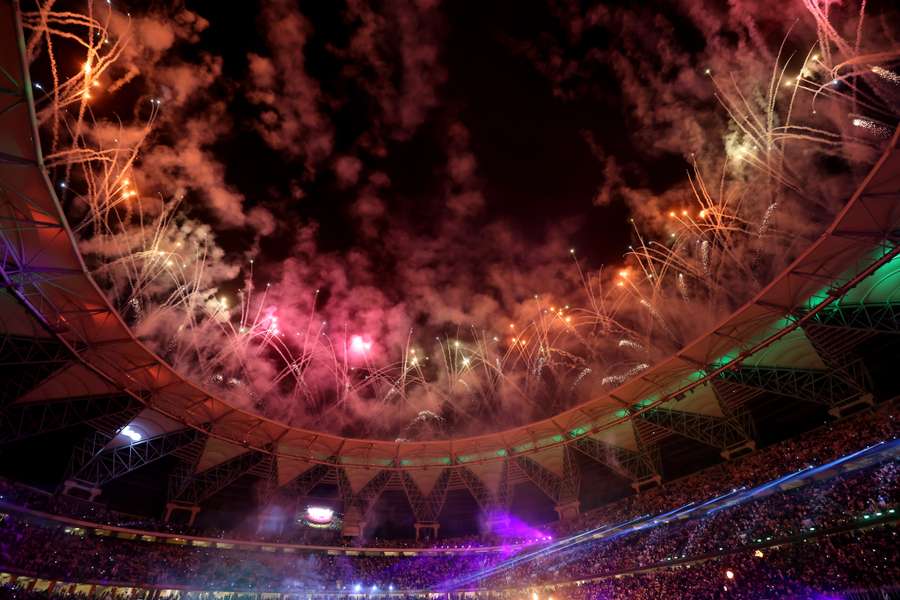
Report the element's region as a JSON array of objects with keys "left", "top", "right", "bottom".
[{"left": 22, "top": 0, "right": 899, "bottom": 439}]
